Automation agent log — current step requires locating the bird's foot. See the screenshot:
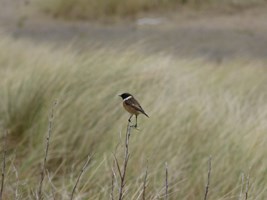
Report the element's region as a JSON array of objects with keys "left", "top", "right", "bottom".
[{"left": 130, "top": 124, "right": 138, "bottom": 129}]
